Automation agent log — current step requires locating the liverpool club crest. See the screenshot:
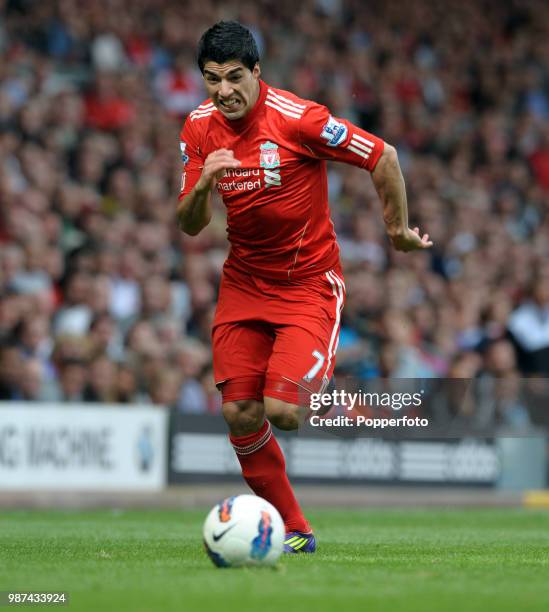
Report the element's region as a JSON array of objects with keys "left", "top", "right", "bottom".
[{"left": 259, "top": 141, "right": 280, "bottom": 169}]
